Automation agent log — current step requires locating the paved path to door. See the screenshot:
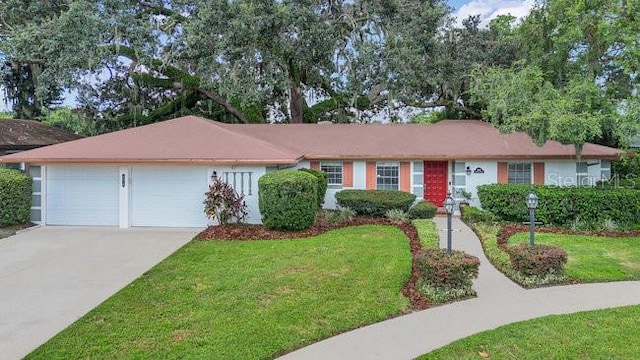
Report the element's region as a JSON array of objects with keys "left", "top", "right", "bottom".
[
  {"left": 280, "top": 217, "right": 640, "bottom": 360},
  {"left": 0, "top": 226, "right": 199, "bottom": 360}
]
